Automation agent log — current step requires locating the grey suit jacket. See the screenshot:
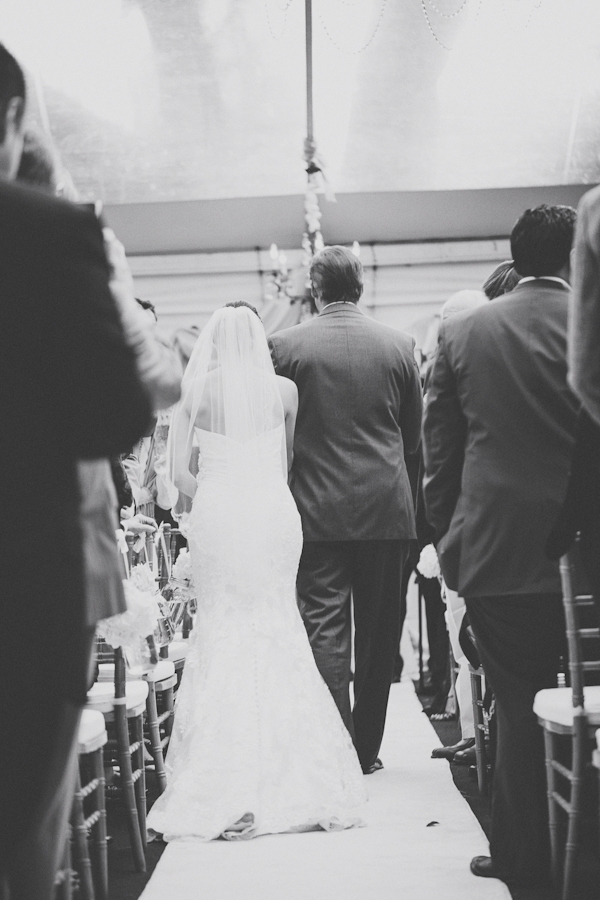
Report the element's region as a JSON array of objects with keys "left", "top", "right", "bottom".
[
  {"left": 423, "top": 281, "right": 579, "bottom": 598},
  {"left": 569, "top": 185, "right": 600, "bottom": 427},
  {"left": 269, "top": 304, "right": 423, "bottom": 541}
]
